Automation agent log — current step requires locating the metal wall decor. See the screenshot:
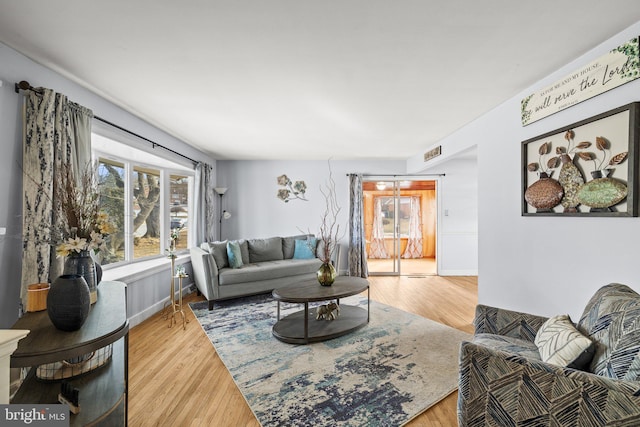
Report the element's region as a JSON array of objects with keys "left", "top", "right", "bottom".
[
  {"left": 277, "top": 174, "right": 308, "bottom": 202},
  {"left": 522, "top": 102, "right": 639, "bottom": 216}
]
